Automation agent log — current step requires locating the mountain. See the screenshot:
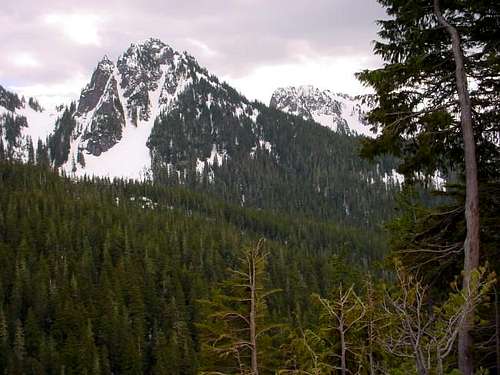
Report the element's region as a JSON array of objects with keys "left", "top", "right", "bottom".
[
  {"left": 270, "top": 85, "right": 374, "bottom": 137},
  {"left": 0, "top": 85, "right": 59, "bottom": 161},
  {"left": 1, "top": 38, "right": 401, "bottom": 226},
  {"left": 0, "top": 43, "right": 403, "bottom": 373},
  {"left": 48, "top": 39, "right": 205, "bottom": 179}
]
